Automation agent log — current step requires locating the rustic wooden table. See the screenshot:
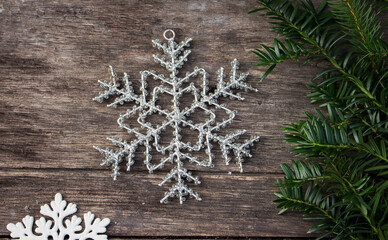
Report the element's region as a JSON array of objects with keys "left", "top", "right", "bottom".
[{"left": 0, "top": 0, "right": 324, "bottom": 239}]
